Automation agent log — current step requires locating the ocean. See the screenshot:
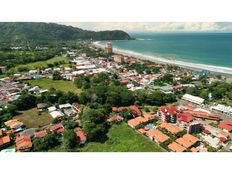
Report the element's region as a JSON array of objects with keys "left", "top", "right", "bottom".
[{"left": 97, "top": 32, "right": 232, "bottom": 74}]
